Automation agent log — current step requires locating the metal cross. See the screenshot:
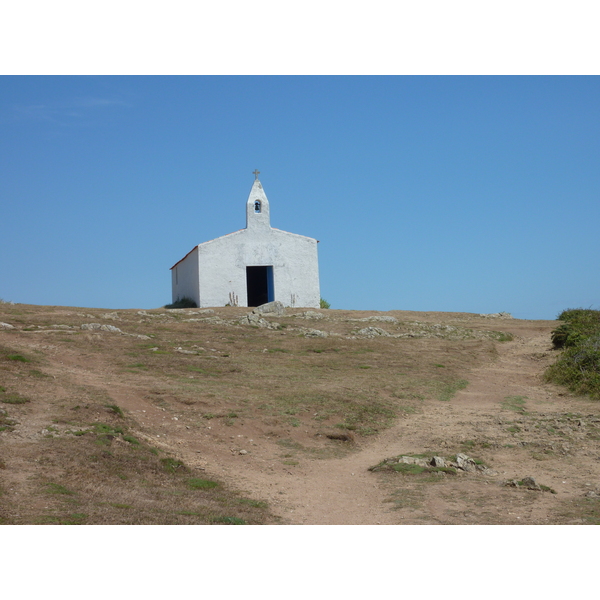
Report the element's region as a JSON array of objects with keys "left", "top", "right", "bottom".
[{"left": 253, "top": 169, "right": 260, "bottom": 180}]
